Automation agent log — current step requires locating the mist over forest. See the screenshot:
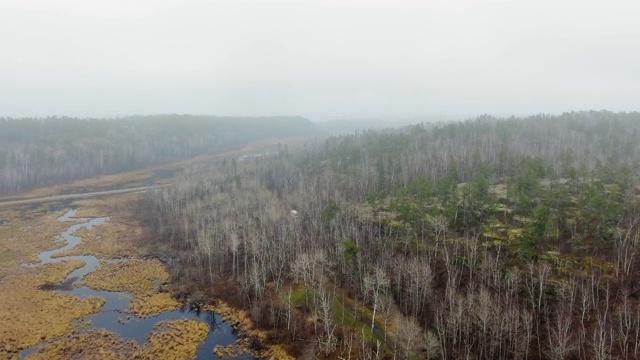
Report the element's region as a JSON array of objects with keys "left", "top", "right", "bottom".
[
  {"left": 2, "top": 0, "right": 640, "bottom": 359},
  {"left": 5, "top": 110, "right": 640, "bottom": 358},
  {"left": 0, "top": 115, "right": 319, "bottom": 194}
]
